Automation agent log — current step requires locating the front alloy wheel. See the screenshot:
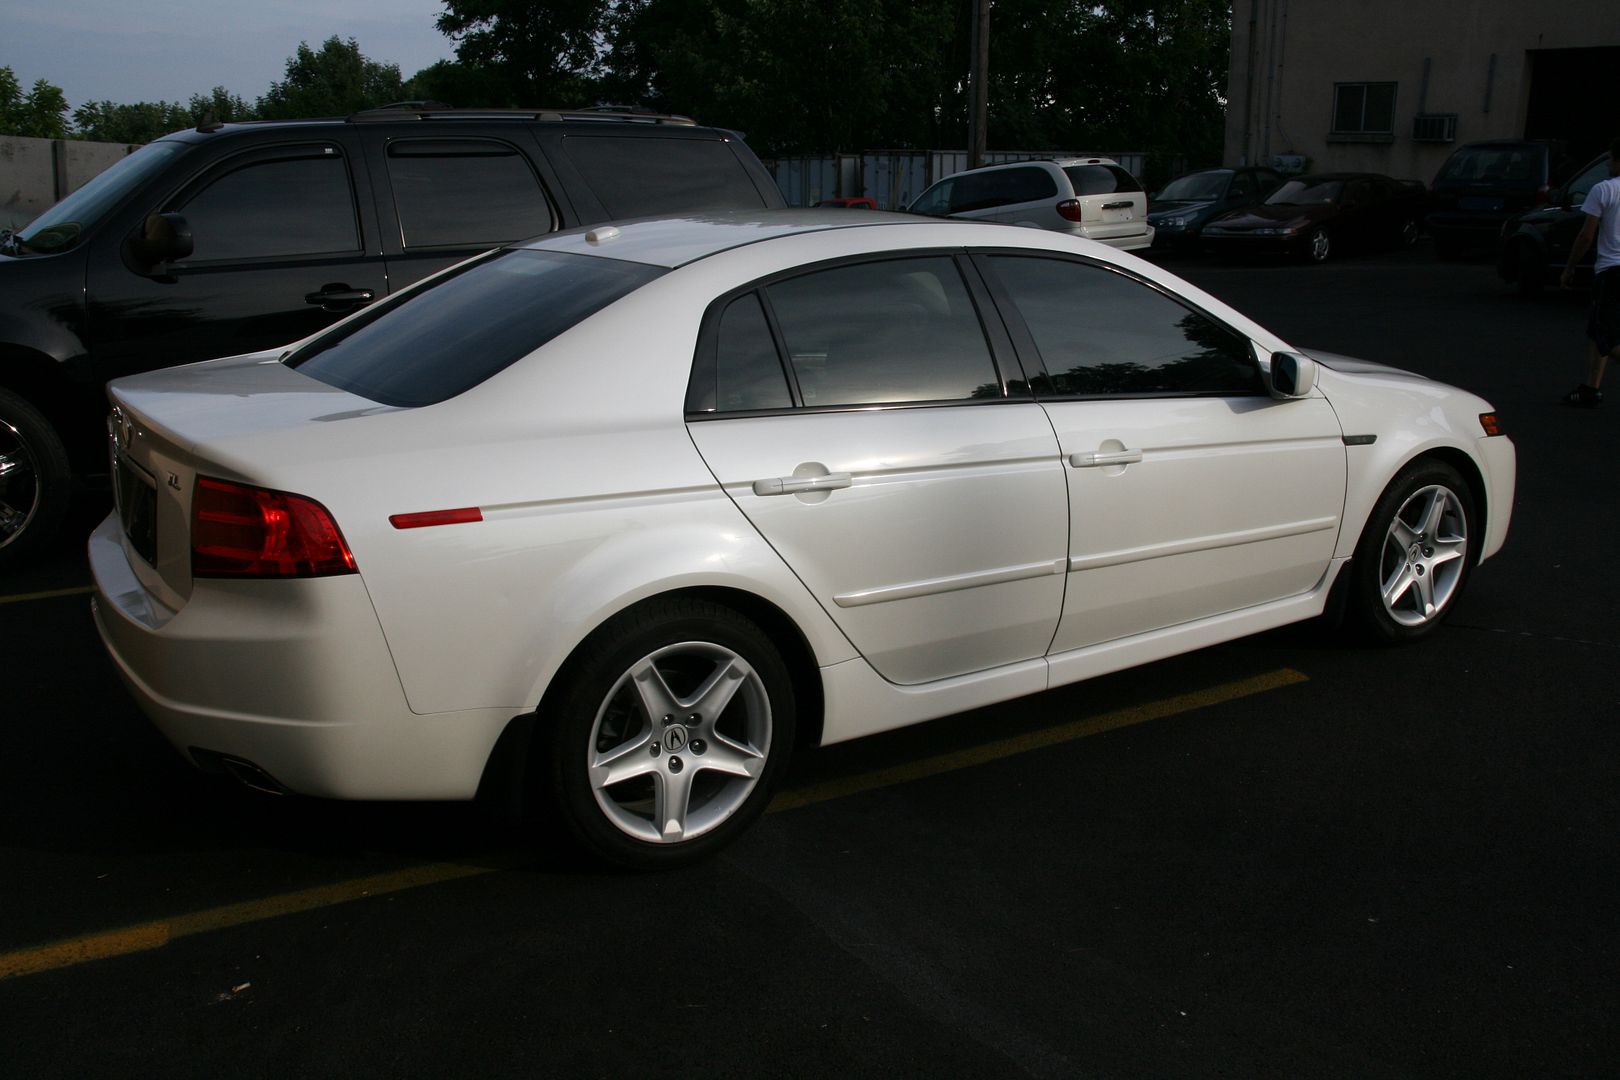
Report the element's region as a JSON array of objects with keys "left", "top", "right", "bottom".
[
  {"left": 1306, "top": 227, "right": 1332, "bottom": 263},
  {"left": 0, "top": 388, "right": 72, "bottom": 568},
  {"left": 545, "top": 599, "right": 794, "bottom": 868},
  {"left": 1349, "top": 461, "right": 1475, "bottom": 643}
]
